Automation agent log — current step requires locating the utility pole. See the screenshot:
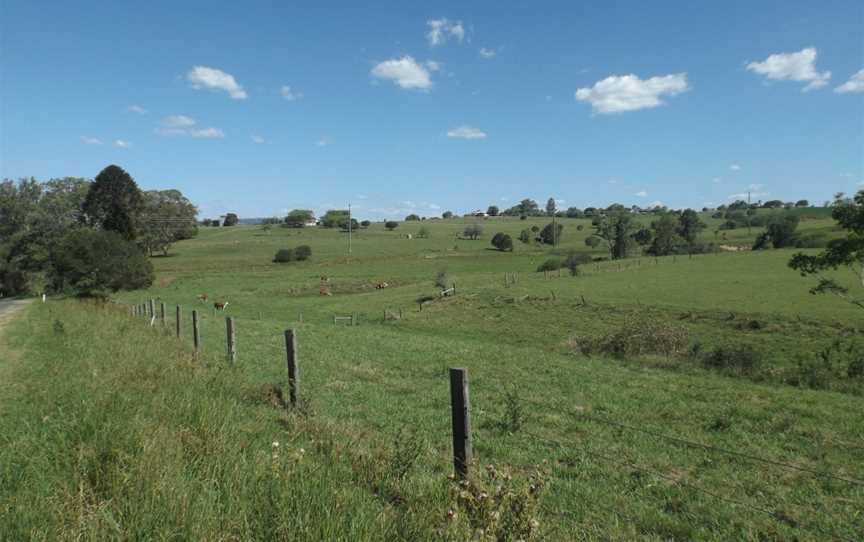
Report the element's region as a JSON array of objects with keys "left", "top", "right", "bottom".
[
  {"left": 348, "top": 203, "right": 352, "bottom": 254},
  {"left": 747, "top": 191, "right": 751, "bottom": 235}
]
